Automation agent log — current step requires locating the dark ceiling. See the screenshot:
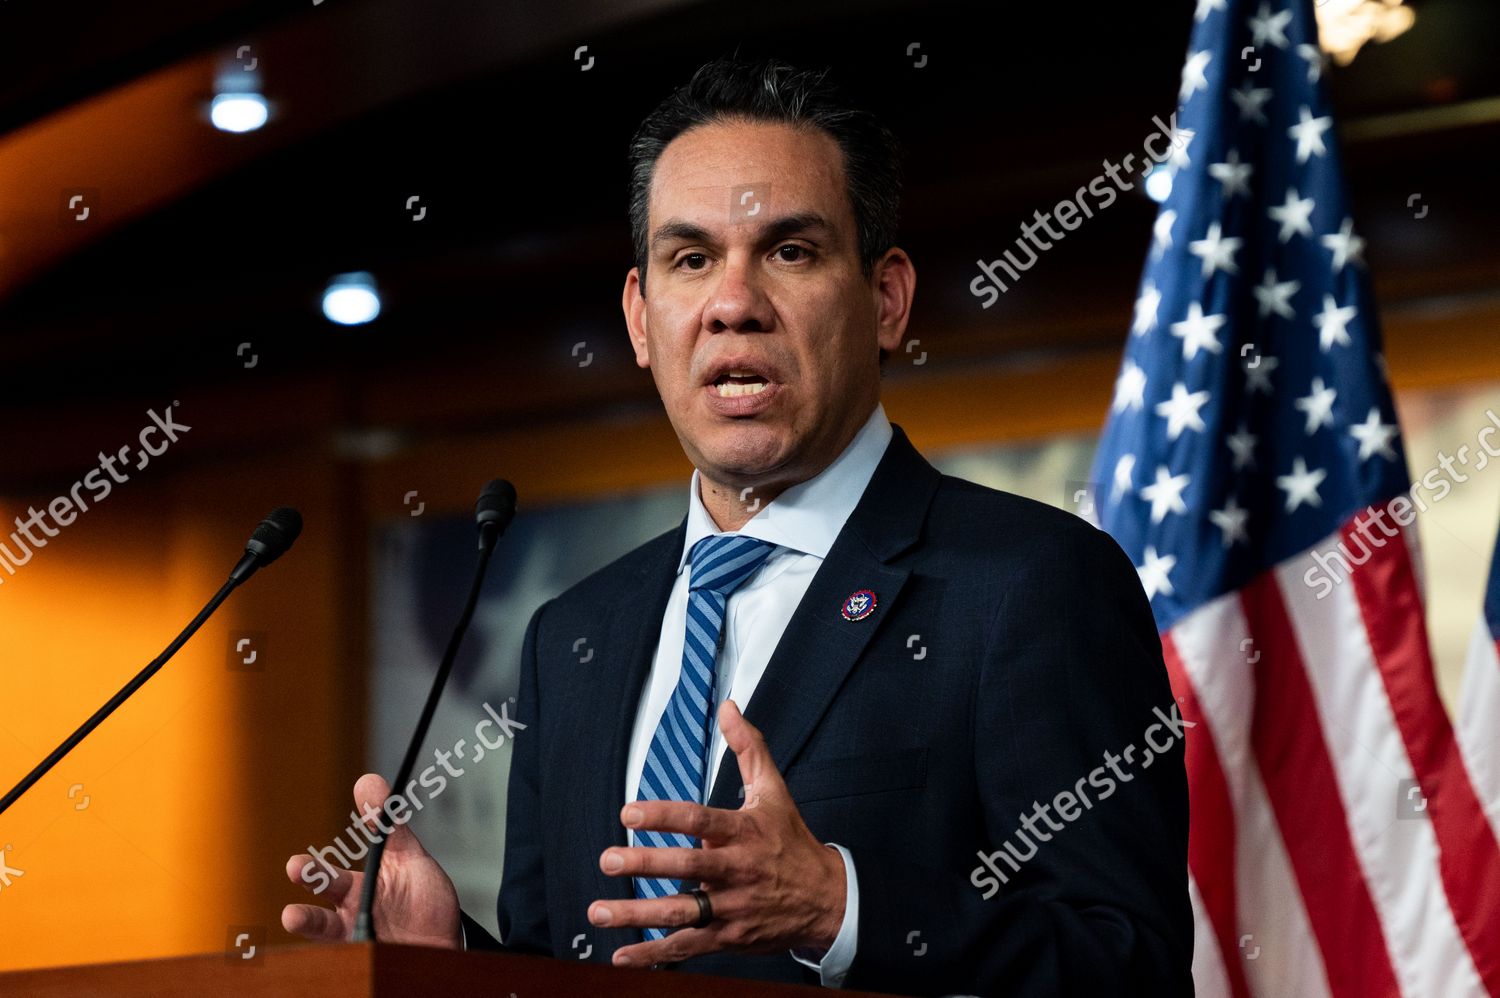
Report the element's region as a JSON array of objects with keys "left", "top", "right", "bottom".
[{"left": 1, "top": 0, "right": 1497, "bottom": 479}]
